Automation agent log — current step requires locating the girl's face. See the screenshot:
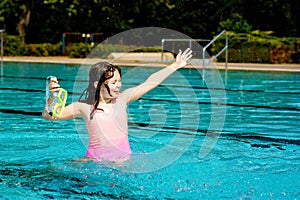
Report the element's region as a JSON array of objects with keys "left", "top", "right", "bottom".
[{"left": 100, "top": 69, "right": 122, "bottom": 99}]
